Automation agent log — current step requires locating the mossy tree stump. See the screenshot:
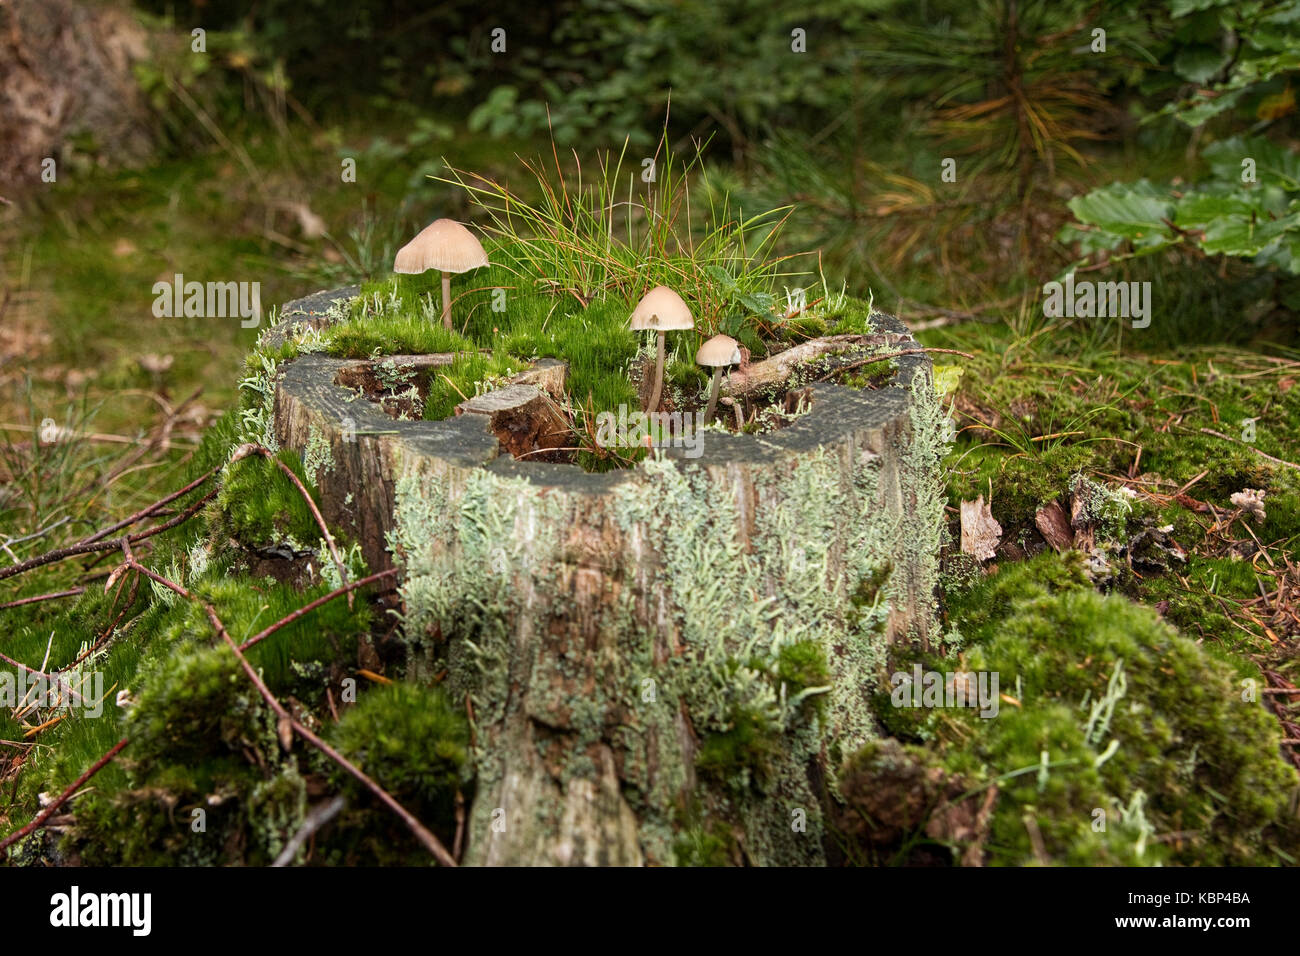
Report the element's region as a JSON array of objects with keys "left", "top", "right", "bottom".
[{"left": 268, "top": 288, "right": 948, "bottom": 866}]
